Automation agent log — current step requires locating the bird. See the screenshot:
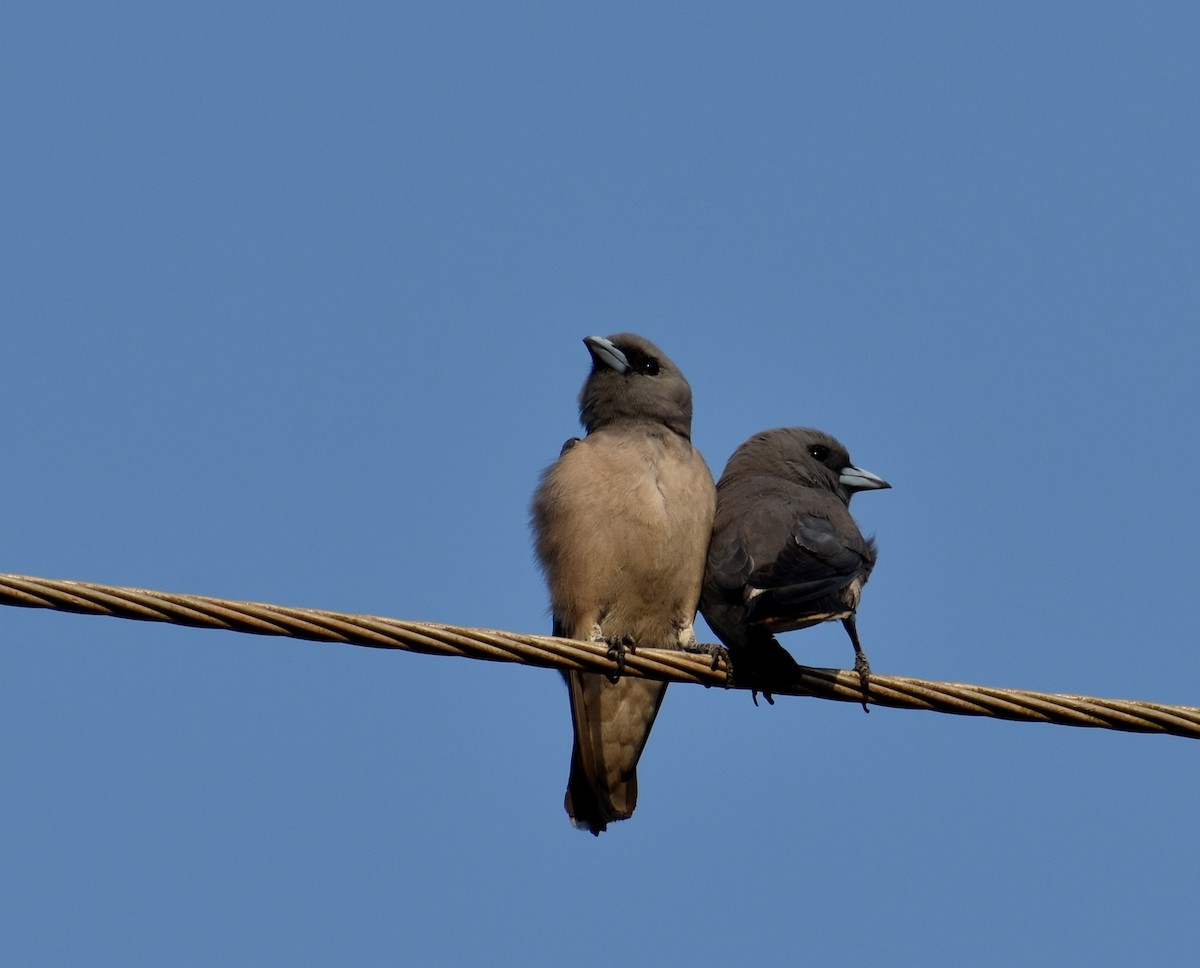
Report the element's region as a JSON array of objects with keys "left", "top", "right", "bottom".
[
  {"left": 700, "top": 427, "right": 890, "bottom": 708},
  {"left": 531, "top": 333, "right": 715, "bottom": 835}
]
